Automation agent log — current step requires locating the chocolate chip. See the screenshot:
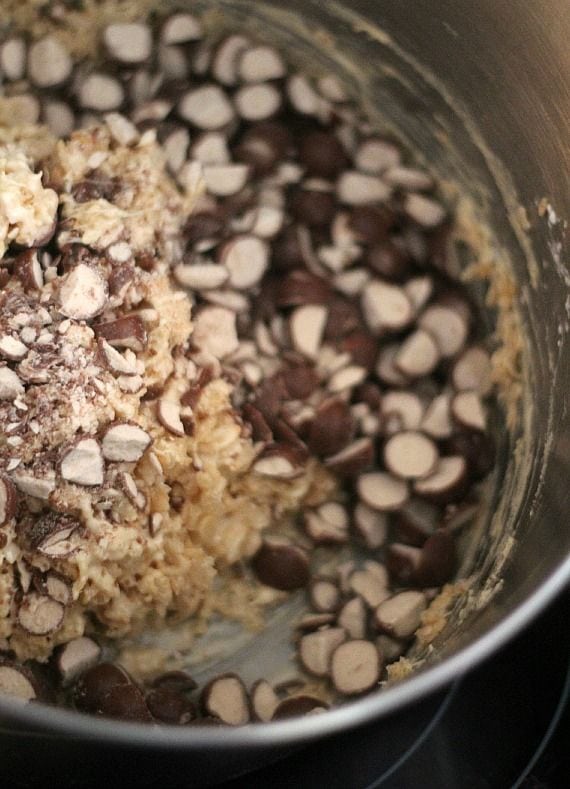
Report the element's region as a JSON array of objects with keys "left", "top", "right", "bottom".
[
  {"left": 235, "top": 83, "right": 282, "bottom": 121},
  {"left": 324, "top": 298, "right": 363, "bottom": 341},
  {"left": 298, "top": 627, "right": 346, "bottom": 677},
  {"left": 17, "top": 593, "right": 64, "bottom": 636},
  {"left": 297, "top": 130, "right": 348, "bottom": 180},
  {"left": 200, "top": 673, "right": 250, "bottom": 726},
  {"left": 290, "top": 189, "right": 336, "bottom": 227},
  {"left": 28, "top": 36, "right": 72, "bottom": 88},
  {"left": 276, "top": 269, "right": 332, "bottom": 308},
  {"left": 349, "top": 206, "right": 396, "bottom": 246},
  {"left": 0, "top": 661, "right": 37, "bottom": 702},
  {"left": 147, "top": 687, "right": 196, "bottom": 724},
  {"left": 375, "top": 591, "right": 427, "bottom": 639},
  {"left": 73, "top": 662, "right": 132, "bottom": 713},
  {"left": 271, "top": 226, "right": 305, "bottom": 270},
  {"left": 387, "top": 529, "right": 455, "bottom": 587},
  {"left": 251, "top": 679, "right": 279, "bottom": 722},
  {"left": 272, "top": 695, "right": 328, "bottom": 719},
  {"left": 281, "top": 364, "right": 319, "bottom": 400},
  {"left": 307, "top": 398, "right": 355, "bottom": 458},
  {"left": 365, "top": 241, "right": 412, "bottom": 281},
  {"left": 252, "top": 537, "right": 310, "bottom": 591},
  {"left": 234, "top": 122, "right": 293, "bottom": 176},
  {"left": 151, "top": 670, "right": 197, "bottom": 692},
  {"left": 56, "top": 636, "right": 101, "bottom": 687},
  {"left": 309, "top": 578, "right": 341, "bottom": 613},
  {"left": 443, "top": 431, "right": 495, "bottom": 481},
  {"left": 331, "top": 639, "right": 380, "bottom": 696}
]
